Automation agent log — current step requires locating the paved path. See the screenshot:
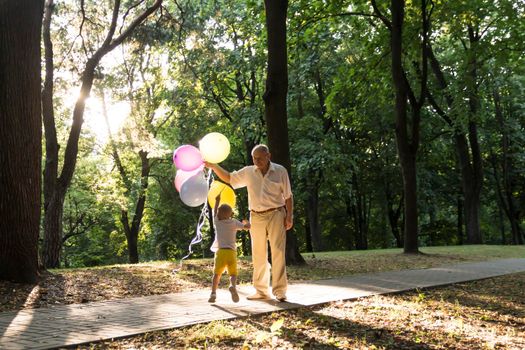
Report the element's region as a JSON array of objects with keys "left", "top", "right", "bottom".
[{"left": 1, "top": 258, "right": 524, "bottom": 350}]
